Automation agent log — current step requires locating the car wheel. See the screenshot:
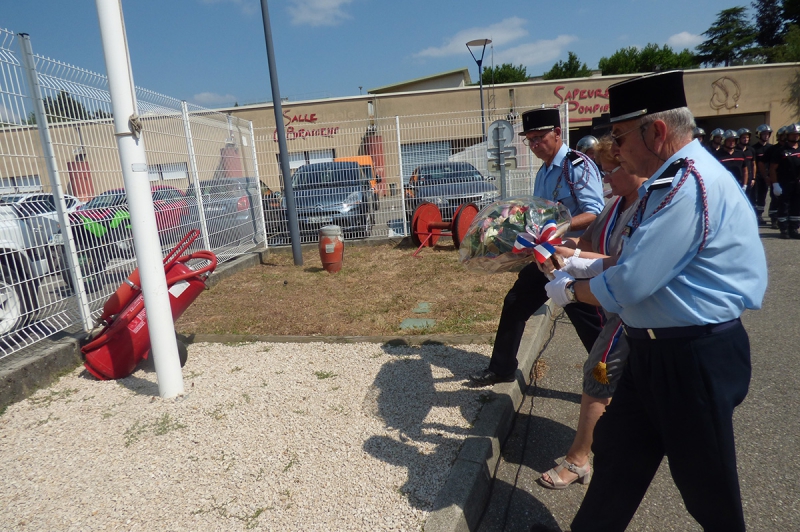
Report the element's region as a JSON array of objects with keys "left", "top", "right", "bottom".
[{"left": 0, "top": 262, "right": 39, "bottom": 336}]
